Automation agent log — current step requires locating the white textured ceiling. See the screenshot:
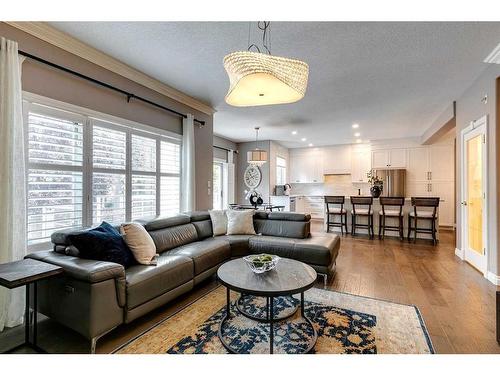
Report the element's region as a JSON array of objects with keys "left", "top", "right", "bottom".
[{"left": 49, "top": 22, "right": 500, "bottom": 147}]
